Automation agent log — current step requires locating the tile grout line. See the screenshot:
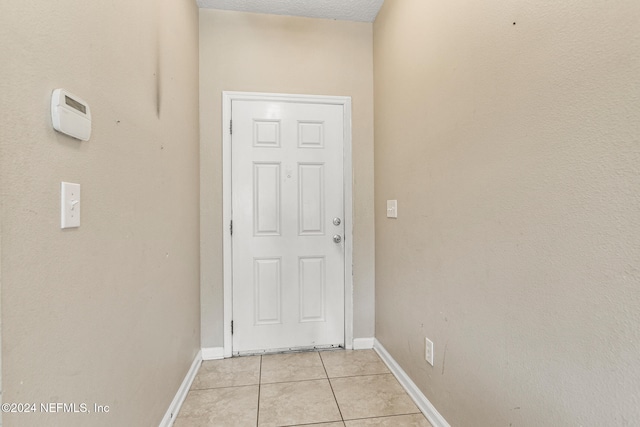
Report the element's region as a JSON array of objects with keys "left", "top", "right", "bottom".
[
  {"left": 281, "top": 421, "right": 348, "bottom": 427},
  {"left": 325, "top": 372, "right": 391, "bottom": 380},
  {"left": 256, "top": 355, "right": 263, "bottom": 427},
  {"left": 188, "top": 382, "right": 261, "bottom": 392},
  {"left": 319, "top": 351, "right": 344, "bottom": 422},
  {"left": 340, "top": 412, "right": 424, "bottom": 422},
  {"left": 259, "top": 376, "right": 338, "bottom": 386}
]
